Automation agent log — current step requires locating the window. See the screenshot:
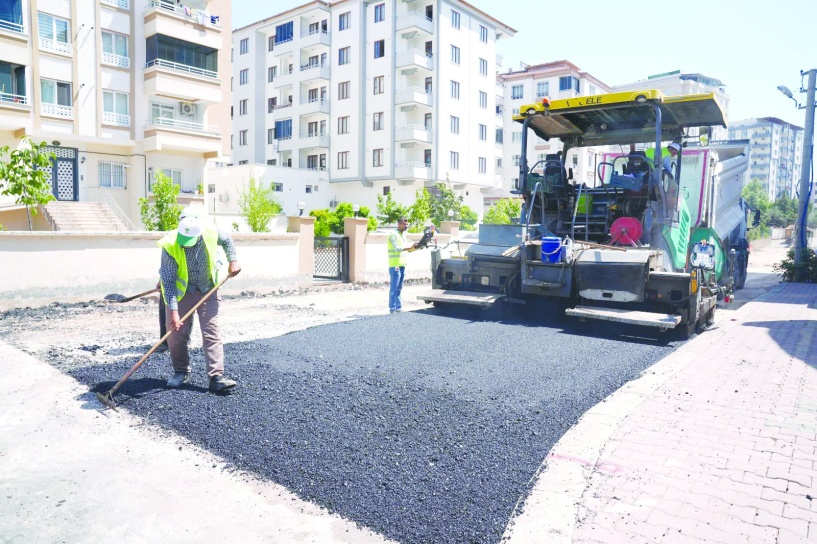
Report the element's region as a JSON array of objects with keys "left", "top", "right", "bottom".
[
  {"left": 450, "top": 80, "right": 460, "bottom": 99},
  {"left": 479, "top": 58, "right": 488, "bottom": 76},
  {"left": 235, "top": 160, "right": 247, "bottom": 165},
  {"left": 450, "top": 115, "right": 459, "bottom": 134},
  {"left": 373, "top": 112, "right": 383, "bottom": 131},
  {"left": 589, "top": 85, "right": 597, "bottom": 95},
  {"left": 536, "top": 81, "right": 549, "bottom": 98},
  {"left": 40, "top": 79, "right": 72, "bottom": 106},
  {"left": 240, "top": 38, "right": 248, "bottom": 54},
  {"left": 512, "top": 132, "right": 522, "bottom": 143},
  {"left": 383, "top": 186, "right": 390, "bottom": 195},
  {"left": 267, "top": 97, "right": 277, "bottom": 112},
  {"left": 339, "top": 46, "right": 350, "bottom": 65},
  {"left": 373, "top": 148, "right": 383, "bottom": 167},
  {"left": 146, "top": 35, "right": 218, "bottom": 73},
  {"left": 274, "top": 118, "right": 292, "bottom": 139},
  {"left": 512, "top": 107, "right": 520, "bottom": 116},
  {"left": 450, "top": 151, "right": 459, "bottom": 169},
  {"left": 338, "top": 81, "right": 350, "bottom": 99},
  {"left": 559, "top": 76, "right": 580, "bottom": 92},
  {"left": 512, "top": 155, "right": 520, "bottom": 167},
  {"left": 478, "top": 124, "right": 487, "bottom": 141},
  {"left": 338, "top": 116, "right": 349, "bottom": 134},
  {"left": 496, "top": 157, "right": 502, "bottom": 168},
  {"left": 478, "top": 157, "right": 486, "bottom": 174},
  {"left": 98, "top": 162, "right": 126, "bottom": 189},
  {"left": 273, "top": 183, "right": 283, "bottom": 192},
  {"left": 274, "top": 22, "right": 293, "bottom": 45},
  {"left": 307, "top": 155, "right": 318, "bottom": 169},
  {"left": 159, "top": 169, "right": 182, "bottom": 189},
  {"left": 374, "top": 39, "right": 385, "bottom": 59},
  {"left": 239, "top": 99, "right": 248, "bottom": 115},
  {"left": 374, "top": 3, "right": 385, "bottom": 22},
  {"left": 451, "top": 9, "right": 460, "bottom": 29},
  {"left": 38, "top": 13, "right": 69, "bottom": 45},
  {"left": 373, "top": 75, "right": 384, "bottom": 94},
  {"left": 102, "top": 90, "right": 128, "bottom": 120},
  {"left": 424, "top": 149, "right": 431, "bottom": 166},
  {"left": 267, "top": 159, "right": 277, "bottom": 166},
  {"left": 240, "top": 69, "right": 248, "bottom": 85},
  {"left": 268, "top": 36, "right": 274, "bottom": 52},
  {"left": 339, "top": 12, "right": 350, "bottom": 31},
  {"left": 102, "top": 31, "right": 128, "bottom": 57},
  {"left": 267, "top": 128, "right": 274, "bottom": 144},
  {"left": 511, "top": 85, "right": 523, "bottom": 100},
  {"left": 450, "top": 45, "right": 460, "bottom": 64},
  {"left": 239, "top": 130, "right": 248, "bottom": 145},
  {"left": 495, "top": 128, "right": 503, "bottom": 144},
  {"left": 479, "top": 91, "right": 487, "bottom": 109},
  {"left": 307, "top": 121, "right": 319, "bottom": 137},
  {"left": 305, "top": 186, "right": 312, "bottom": 193},
  {"left": 480, "top": 25, "right": 488, "bottom": 43},
  {"left": 268, "top": 66, "right": 277, "bottom": 82},
  {"left": 425, "top": 77, "right": 432, "bottom": 93},
  {"left": 338, "top": 151, "right": 349, "bottom": 169},
  {"left": 151, "top": 102, "right": 174, "bottom": 122}
]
